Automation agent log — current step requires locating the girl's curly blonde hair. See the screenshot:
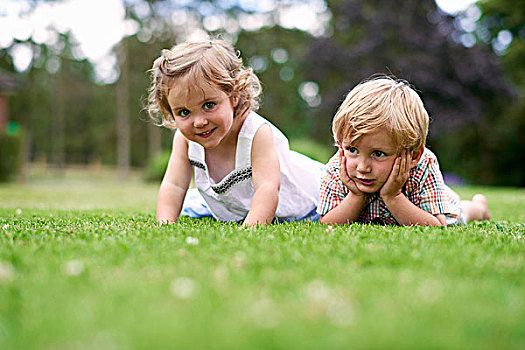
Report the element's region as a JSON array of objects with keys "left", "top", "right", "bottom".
[
  {"left": 332, "top": 76, "right": 429, "bottom": 152},
  {"left": 147, "top": 39, "right": 262, "bottom": 127}
]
